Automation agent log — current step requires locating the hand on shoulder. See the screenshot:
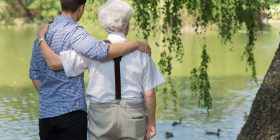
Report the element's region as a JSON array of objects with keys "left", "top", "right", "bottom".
[{"left": 37, "top": 23, "right": 49, "bottom": 38}]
